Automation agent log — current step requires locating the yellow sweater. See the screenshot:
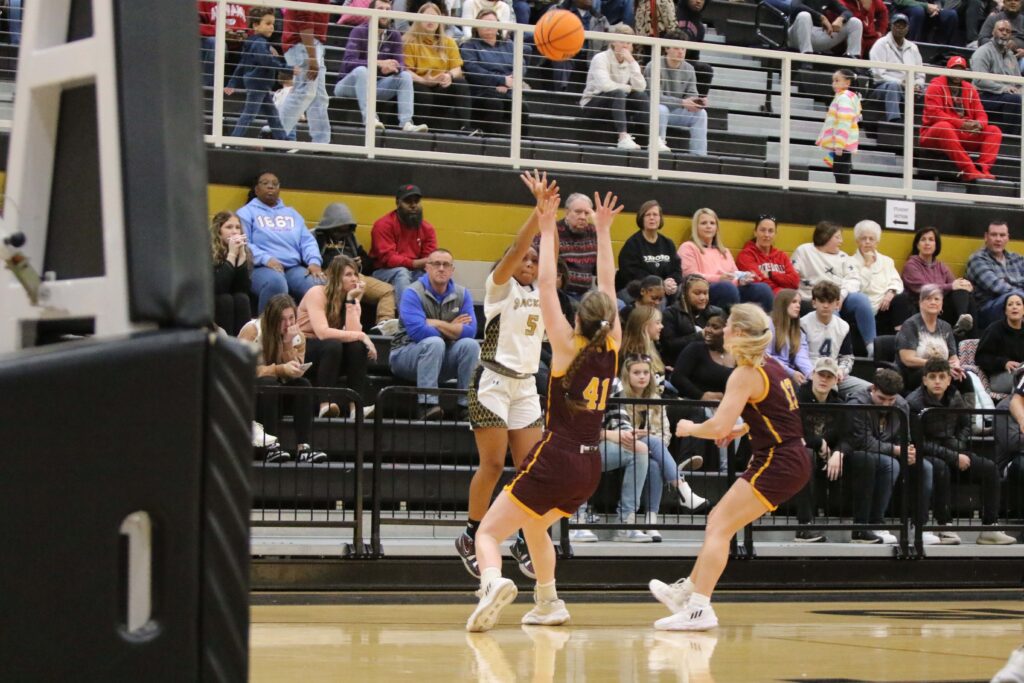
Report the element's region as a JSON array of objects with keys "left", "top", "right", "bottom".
[{"left": 403, "top": 35, "right": 463, "bottom": 78}]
